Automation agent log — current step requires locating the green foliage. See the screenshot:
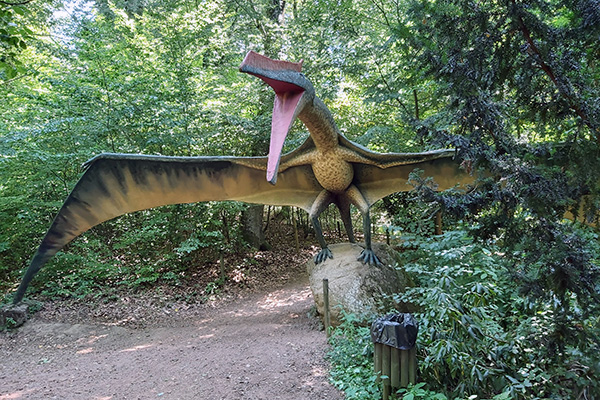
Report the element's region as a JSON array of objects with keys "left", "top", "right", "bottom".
[
  {"left": 365, "top": 4, "right": 600, "bottom": 397},
  {"left": 328, "top": 311, "right": 451, "bottom": 400},
  {"left": 395, "top": 229, "right": 600, "bottom": 399},
  {"left": 0, "top": 0, "right": 266, "bottom": 298},
  {"left": 328, "top": 228, "right": 599, "bottom": 399},
  {"left": 28, "top": 201, "right": 247, "bottom": 299},
  {"left": 327, "top": 312, "right": 381, "bottom": 400},
  {"left": 0, "top": 0, "right": 57, "bottom": 81},
  {"left": 1, "top": 317, "right": 17, "bottom": 330},
  {"left": 397, "top": 383, "right": 448, "bottom": 400},
  {"left": 0, "top": 0, "right": 422, "bottom": 299},
  {"left": 380, "top": 192, "right": 437, "bottom": 235},
  {"left": 0, "top": 3, "right": 31, "bottom": 79},
  {"left": 204, "top": 276, "right": 226, "bottom": 298}
]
